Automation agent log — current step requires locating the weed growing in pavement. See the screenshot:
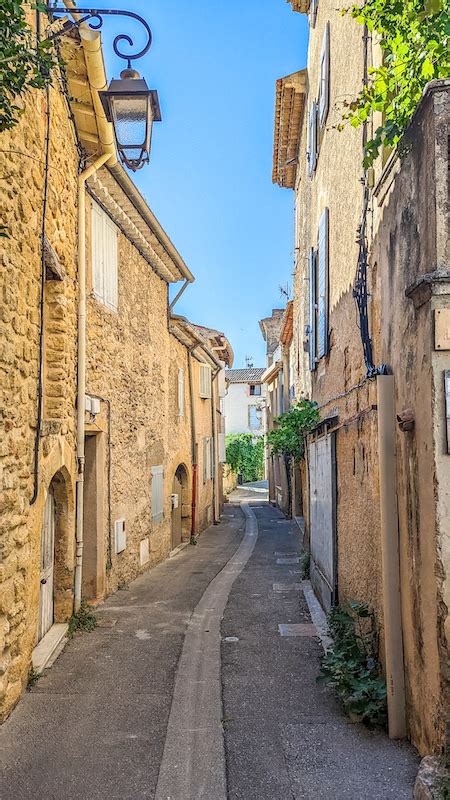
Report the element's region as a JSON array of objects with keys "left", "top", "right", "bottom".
[
  {"left": 190, "top": 535, "right": 198, "bottom": 545},
  {"left": 300, "top": 552, "right": 310, "bottom": 579},
  {"left": 27, "top": 666, "right": 41, "bottom": 690},
  {"left": 68, "top": 599, "right": 97, "bottom": 638},
  {"left": 318, "top": 601, "right": 387, "bottom": 728}
]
